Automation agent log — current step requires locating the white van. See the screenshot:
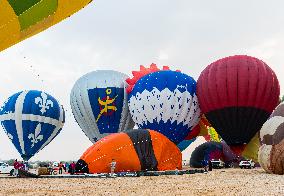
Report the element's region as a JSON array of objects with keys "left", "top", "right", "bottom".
[{"left": 0, "top": 162, "right": 14, "bottom": 175}]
